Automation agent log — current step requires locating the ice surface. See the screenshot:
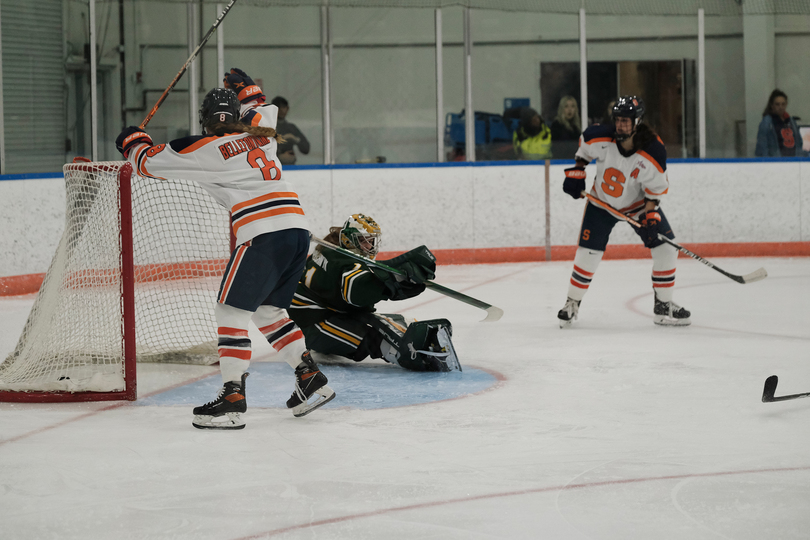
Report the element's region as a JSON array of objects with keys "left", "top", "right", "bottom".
[{"left": 1, "top": 257, "right": 809, "bottom": 539}]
